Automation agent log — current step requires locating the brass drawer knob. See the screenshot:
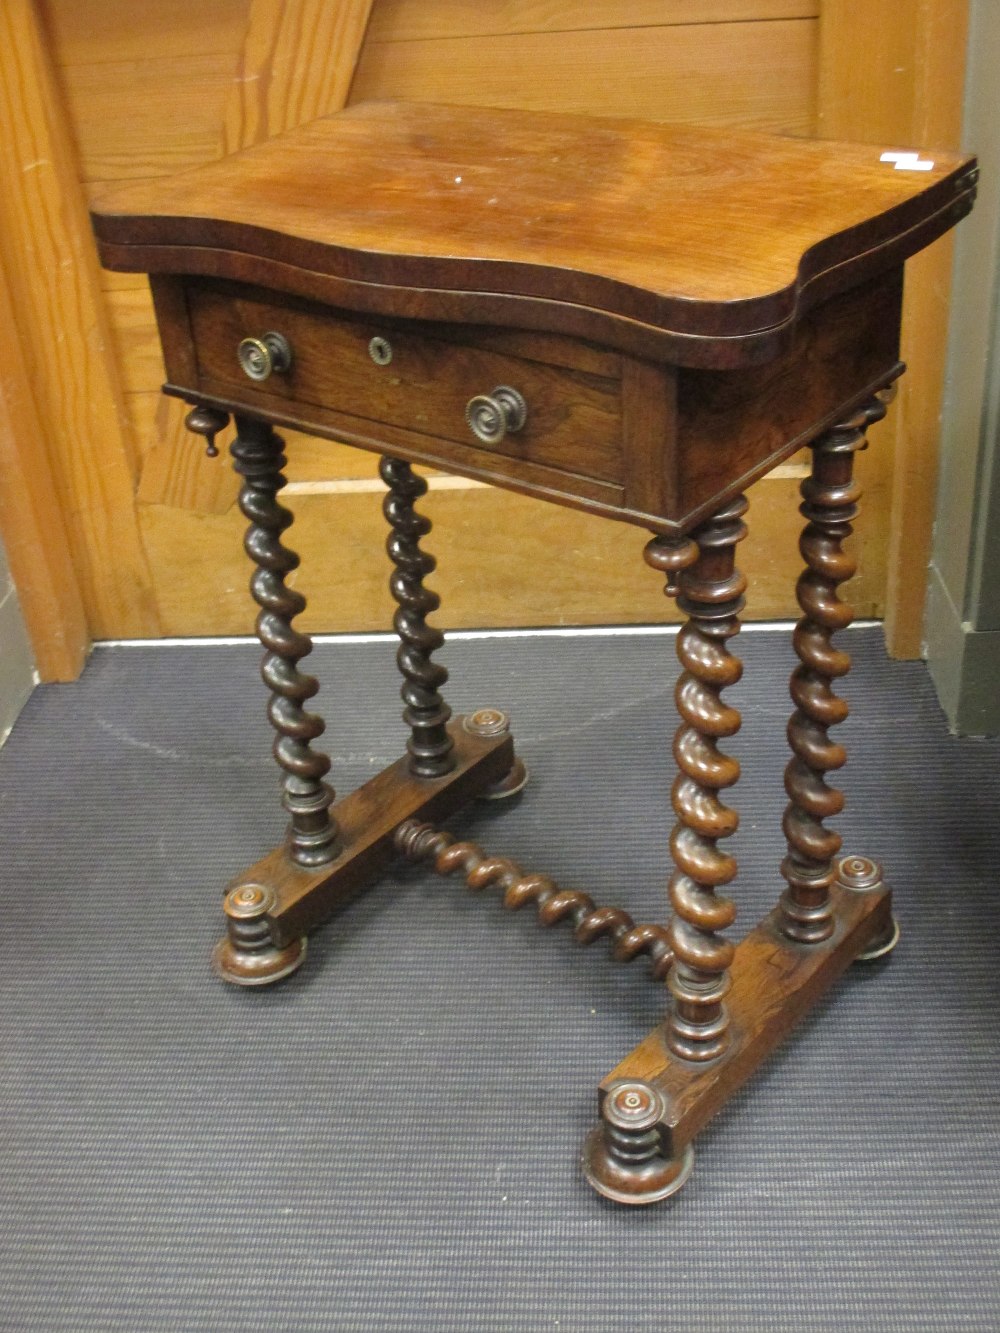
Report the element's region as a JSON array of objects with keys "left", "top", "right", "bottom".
[
  {"left": 465, "top": 386, "right": 527, "bottom": 445},
  {"left": 237, "top": 331, "right": 293, "bottom": 381}
]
